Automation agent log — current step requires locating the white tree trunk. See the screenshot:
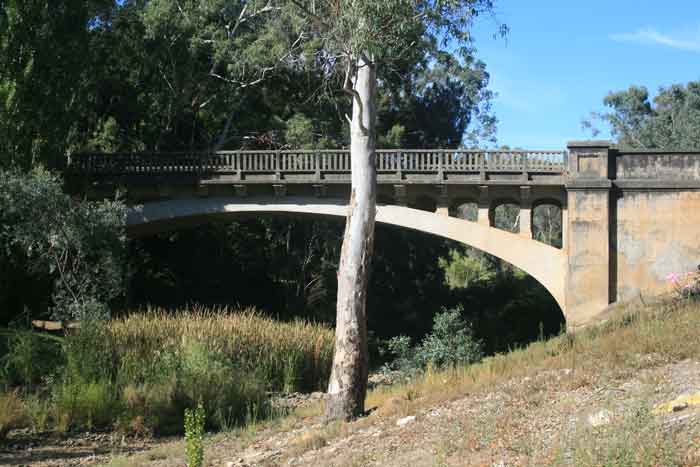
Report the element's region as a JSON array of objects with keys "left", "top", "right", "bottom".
[{"left": 325, "top": 54, "right": 377, "bottom": 421}]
